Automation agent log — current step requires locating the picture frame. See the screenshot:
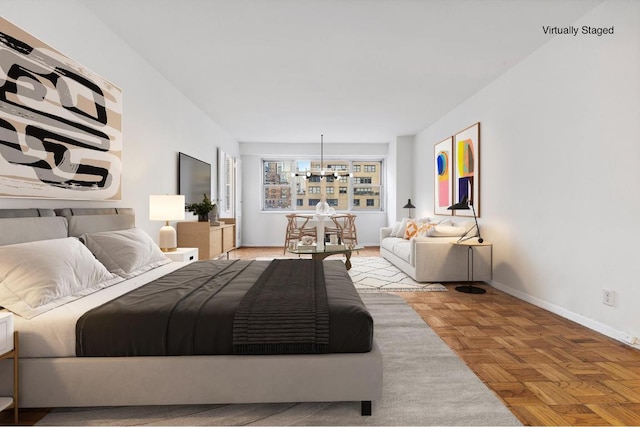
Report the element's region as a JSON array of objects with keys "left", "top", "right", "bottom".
[
  {"left": 0, "top": 17, "right": 122, "bottom": 200},
  {"left": 433, "top": 136, "right": 453, "bottom": 216},
  {"left": 453, "top": 122, "right": 480, "bottom": 217}
]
